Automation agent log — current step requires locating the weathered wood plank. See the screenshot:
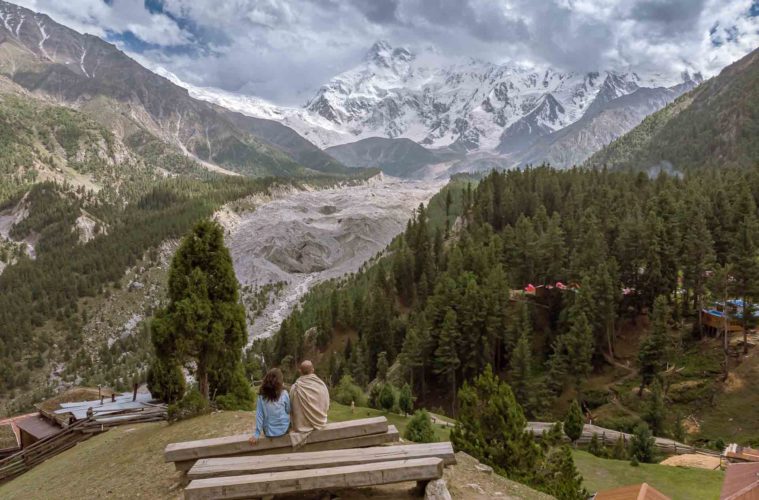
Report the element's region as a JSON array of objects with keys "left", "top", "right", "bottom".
[
  {"left": 165, "top": 417, "right": 388, "bottom": 463},
  {"left": 174, "top": 425, "right": 401, "bottom": 473},
  {"left": 188, "top": 442, "right": 456, "bottom": 479},
  {"left": 184, "top": 457, "right": 444, "bottom": 500}
]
